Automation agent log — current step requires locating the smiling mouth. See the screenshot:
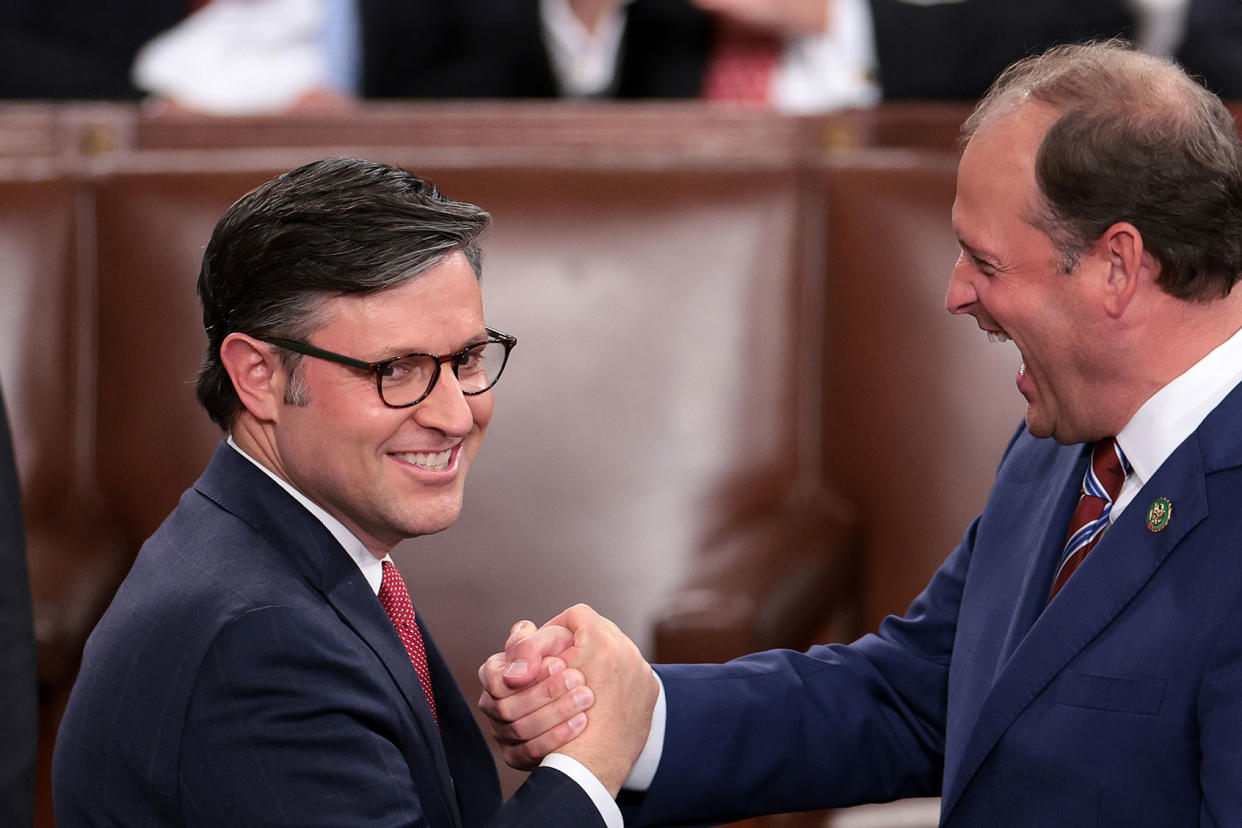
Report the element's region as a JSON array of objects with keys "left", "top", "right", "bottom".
[
  {"left": 393, "top": 449, "right": 454, "bottom": 472},
  {"left": 984, "top": 328, "right": 1027, "bottom": 379}
]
